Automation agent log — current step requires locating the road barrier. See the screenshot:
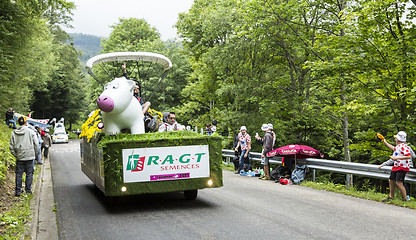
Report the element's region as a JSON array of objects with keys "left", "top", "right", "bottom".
[{"left": 222, "top": 149, "right": 416, "bottom": 183}]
